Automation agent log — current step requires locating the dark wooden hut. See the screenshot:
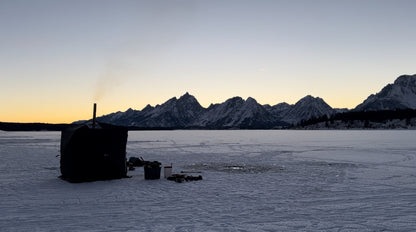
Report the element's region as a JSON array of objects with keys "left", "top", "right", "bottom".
[{"left": 60, "top": 104, "right": 128, "bottom": 182}]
